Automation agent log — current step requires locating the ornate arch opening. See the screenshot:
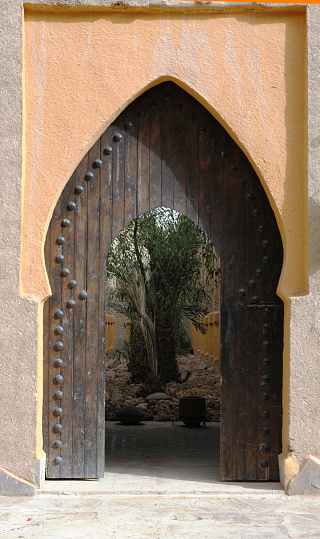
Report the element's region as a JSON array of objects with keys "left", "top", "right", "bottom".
[{"left": 43, "top": 81, "right": 283, "bottom": 481}]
